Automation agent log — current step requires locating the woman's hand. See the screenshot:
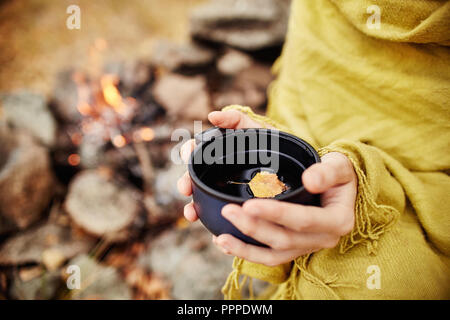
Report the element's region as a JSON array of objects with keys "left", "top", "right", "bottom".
[
  {"left": 213, "top": 152, "right": 357, "bottom": 266},
  {"left": 177, "top": 109, "right": 270, "bottom": 221},
  {"left": 177, "top": 110, "right": 357, "bottom": 267}
]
